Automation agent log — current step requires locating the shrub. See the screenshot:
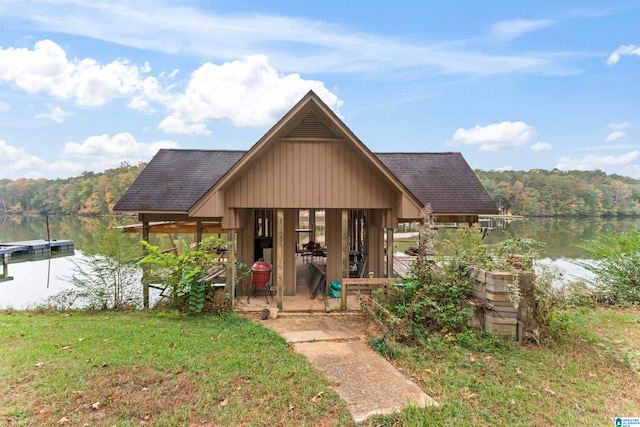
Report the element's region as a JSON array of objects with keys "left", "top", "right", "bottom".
[
  {"left": 576, "top": 229, "right": 640, "bottom": 304},
  {"left": 139, "top": 237, "right": 249, "bottom": 314},
  {"left": 66, "top": 217, "right": 142, "bottom": 310}
]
